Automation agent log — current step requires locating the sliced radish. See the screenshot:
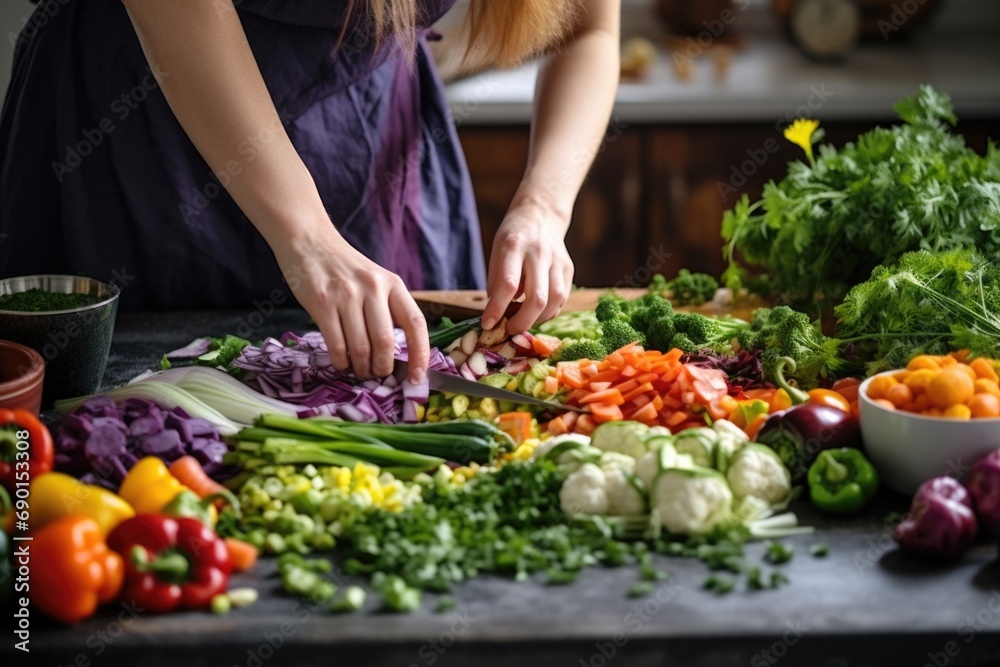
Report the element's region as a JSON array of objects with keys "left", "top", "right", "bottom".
[
  {"left": 503, "top": 359, "right": 529, "bottom": 375},
  {"left": 460, "top": 330, "right": 479, "bottom": 356},
  {"left": 467, "top": 351, "right": 488, "bottom": 377},
  {"left": 510, "top": 333, "right": 534, "bottom": 355},
  {"left": 459, "top": 362, "right": 479, "bottom": 382},
  {"left": 497, "top": 342, "right": 517, "bottom": 360},
  {"left": 449, "top": 350, "right": 469, "bottom": 366}
]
